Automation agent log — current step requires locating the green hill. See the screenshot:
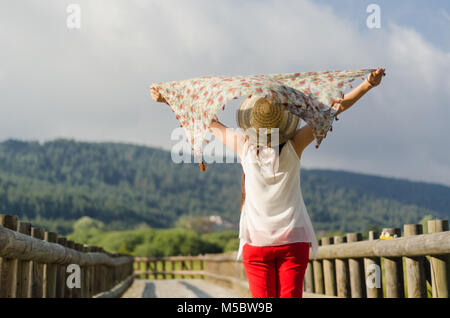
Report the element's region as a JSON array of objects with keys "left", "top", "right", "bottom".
[{"left": 0, "top": 138, "right": 448, "bottom": 235}]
